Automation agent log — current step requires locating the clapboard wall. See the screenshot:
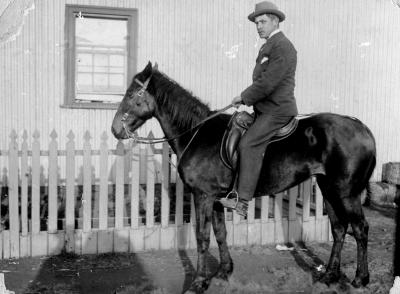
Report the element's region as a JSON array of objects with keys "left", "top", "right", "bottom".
[{"left": 0, "top": 0, "right": 400, "bottom": 180}]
